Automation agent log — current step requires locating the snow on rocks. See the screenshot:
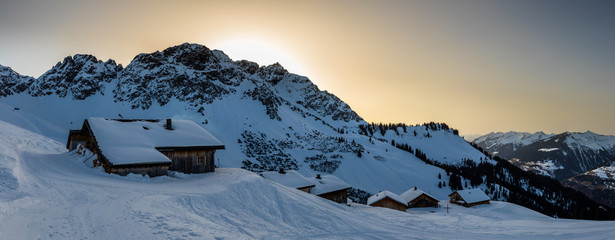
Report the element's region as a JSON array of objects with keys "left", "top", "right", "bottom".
[
  {"left": 586, "top": 165, "right": 615, "bottom": 180},
  {"left": 538, "top": 148, "right": 560, "bottom": 152}
]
